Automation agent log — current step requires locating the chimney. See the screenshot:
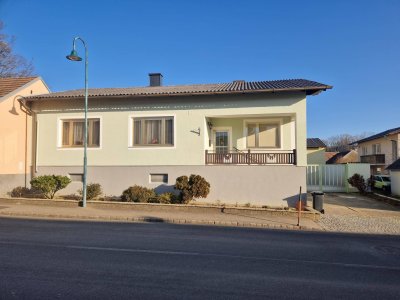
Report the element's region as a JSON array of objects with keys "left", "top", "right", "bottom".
[{"left": 149, "top": 73, "right": 163, "bottom": 87}]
